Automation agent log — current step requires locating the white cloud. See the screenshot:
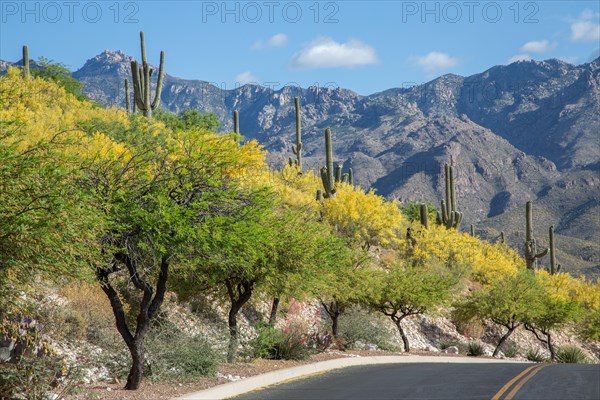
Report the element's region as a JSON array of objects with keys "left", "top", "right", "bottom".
[
  {"left": 571, "top": 10, "right": 600, "bottom": 42},
  {"left": 507, "top": 54, "right": 532, "bottom": 64},
  {"left": 414, "top": 52, "right": 458, "bottom": 75},
  {"left": 235, "top": 71, "right": 259, "bottom": 85},
  {"left": 520, "top": 40, "right": 553, "bottom": 53},
  {"left": 252, "top": 33, "right": 288, "bottom": 49},
  {"left": 290, "top": 38, "right": 378, "bottom": 69}
]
